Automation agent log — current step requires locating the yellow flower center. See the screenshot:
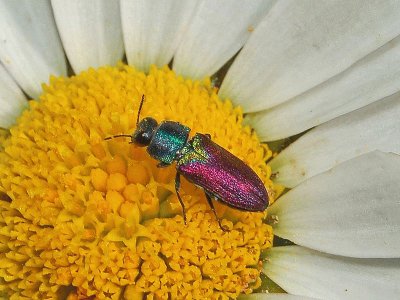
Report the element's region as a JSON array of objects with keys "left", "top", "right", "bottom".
[{"left": 0, "top": 64, "right": 277, "bottom": 299}]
